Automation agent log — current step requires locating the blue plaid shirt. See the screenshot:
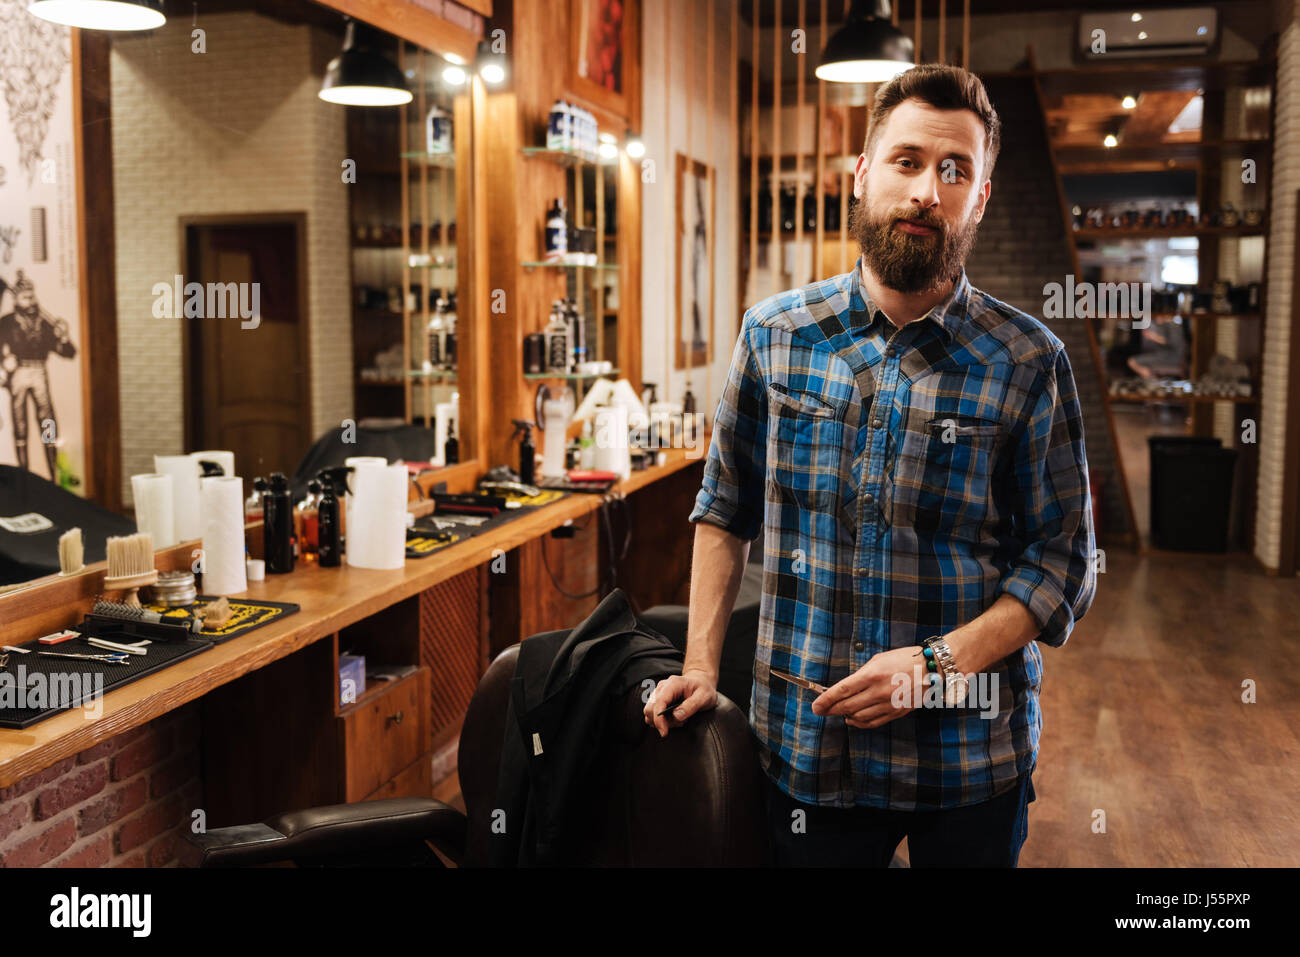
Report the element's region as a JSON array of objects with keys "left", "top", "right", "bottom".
[{"left": 689, "top": 258, "right": 1097, "bottom": 810}]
